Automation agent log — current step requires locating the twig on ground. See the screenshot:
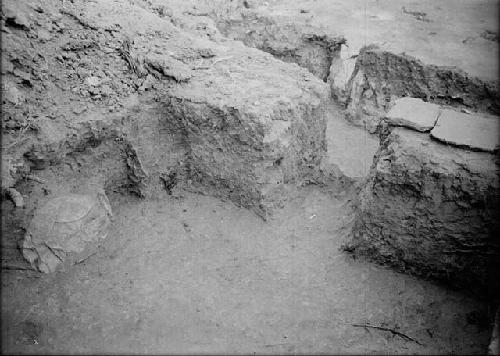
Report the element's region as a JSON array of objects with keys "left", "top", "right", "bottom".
[
  {"left": 193, "top": 56, "right": 233, "bottom": 69},
  {"left": 263, "top": 343, "right": 295, "bottom": 348},
  {"left": 25, "top": 175, "right": 47, "bottom": 184},
  {"left": 210, "top": 56, "right": 233, "bottom": 66},
  {"left": 1, "top": 263, "right": 37, "bottom": 271},
  {"left": 4, "top": 120, "right": 35, "bottom": 150},
  {"left": 74, "top": 251, "right": 97, "bottom": 265},
  {"left": 4, "top": 136, "right": 30, "bottom": 150},
  {"left": 443, "top": 249, "right": 498, "bottom": 255},
  {"left": 60, "top": 8, "right": 100, "bottom": 30},
  {"left": 182, "top": 10, "right": 210, "bottom": 16},
  {"left": 352, "top": 323, "right": 423, "bottom": 346},
  {"left": 43, "top": 242, "right": 64, "bottom": 262}
]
